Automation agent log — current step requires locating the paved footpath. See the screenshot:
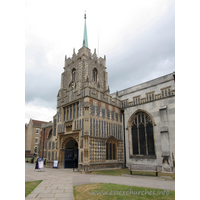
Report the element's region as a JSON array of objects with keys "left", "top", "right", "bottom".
[
  {"left": 26, "top": 178, "right": 74, "bottom": 200},
  {"left": 25, "top": 163, "right": 175, "bottom": 199}
]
